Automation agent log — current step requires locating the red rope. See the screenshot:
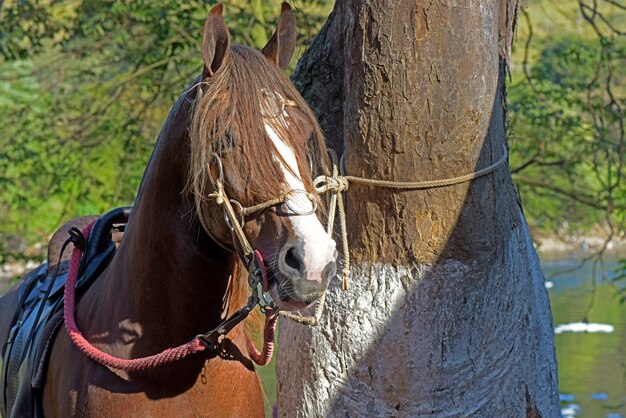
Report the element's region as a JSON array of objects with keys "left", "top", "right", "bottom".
[
  {"left": 247, "top": 250, "right": 277, "bottom": 365},
  {"left": 245, "top": 309, "right": 278, "bottom": 366},
  {"left": 63, "top": 223, "right": 278, "bottom": 371},
  {"left": 64, "top": 223, "right": 209, "bottom": 371}
]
